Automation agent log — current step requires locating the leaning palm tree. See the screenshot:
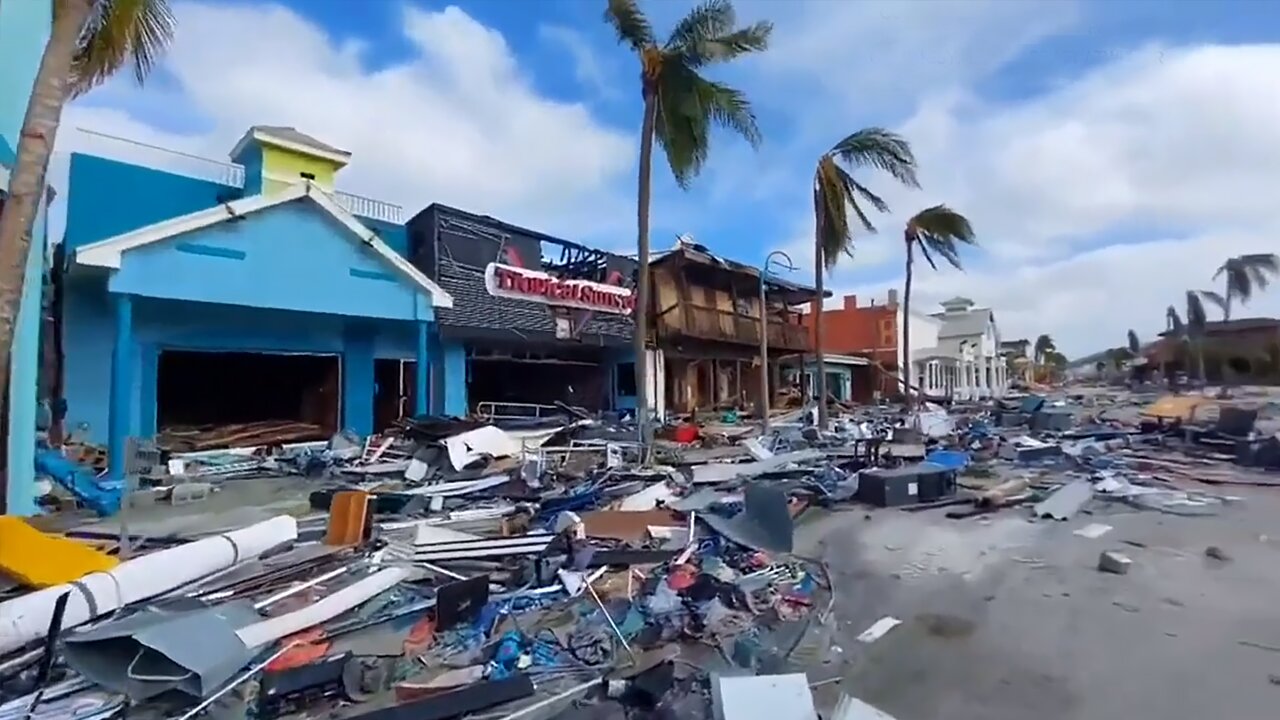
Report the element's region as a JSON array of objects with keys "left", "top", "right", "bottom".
[
  {"left": 1033, "top": 334, "right": 1055, "bottom": 365},
  {"left": 900, "top": 205, "right": 975, "bottom": 408},
  {"left": 811, "top": 128, "right": 918, "bottom": 423},
  {"left": 604, "top": 0, "right": 770, "bottom": 437},
  {"left": 1186, "top": 289, "right": 1210, "bottom": 381},
  {"left": 0, "top": 0, "right": 175, "bottom": 400},
  {"left": 1206, "top": 253, "right": 1280, "bottom": 320},
  {"left": 1165, "top": 305, "right": 1186, "bottom": 378}
]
